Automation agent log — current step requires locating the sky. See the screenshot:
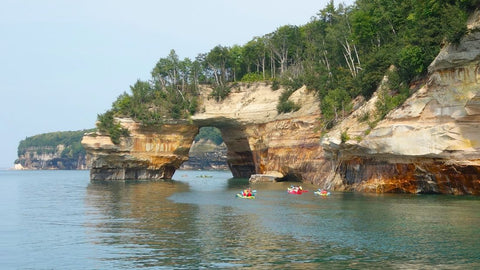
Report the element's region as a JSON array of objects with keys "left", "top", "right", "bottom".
[{"left": 0, "top": 0, "right": 354, "bottom": 169}]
